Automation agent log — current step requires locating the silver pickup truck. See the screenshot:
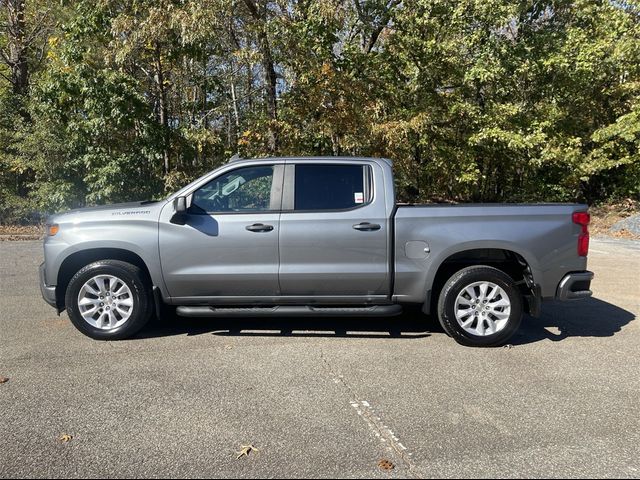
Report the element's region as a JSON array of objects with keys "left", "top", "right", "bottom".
[{"left": 40, "top": 156, "right": 593, "bottom": 347}]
